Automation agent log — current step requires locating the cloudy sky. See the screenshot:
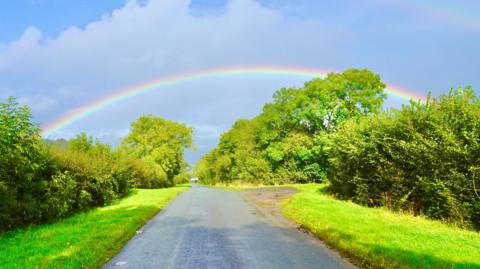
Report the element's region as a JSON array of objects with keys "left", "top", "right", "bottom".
[{"left": 1, "top": 0, "right": 479, "bottom": 163}]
